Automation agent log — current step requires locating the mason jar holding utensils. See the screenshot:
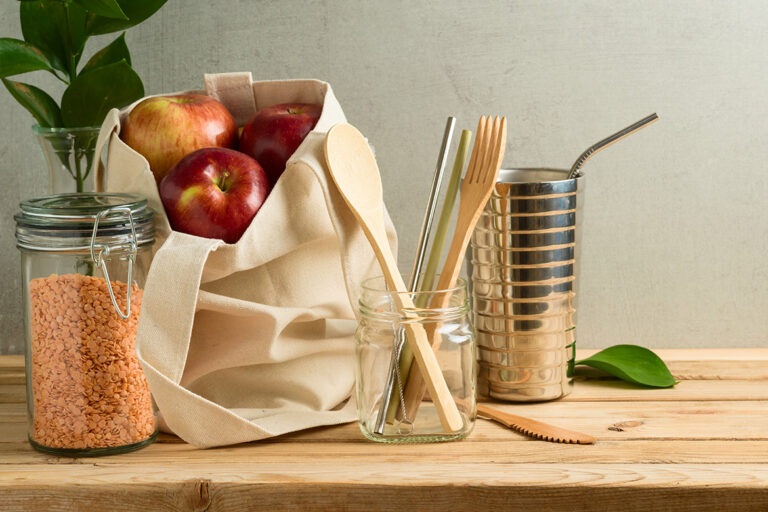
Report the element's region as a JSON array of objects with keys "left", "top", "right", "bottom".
[
  {"left": 355, "top": 276, "right": 476, "bottom": 442},
  {"left": 327, "top": 115, "right": 507, "bottom": 442},
  {"left": 15, "top": 193, "right": 157, "bottom": 455}
]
